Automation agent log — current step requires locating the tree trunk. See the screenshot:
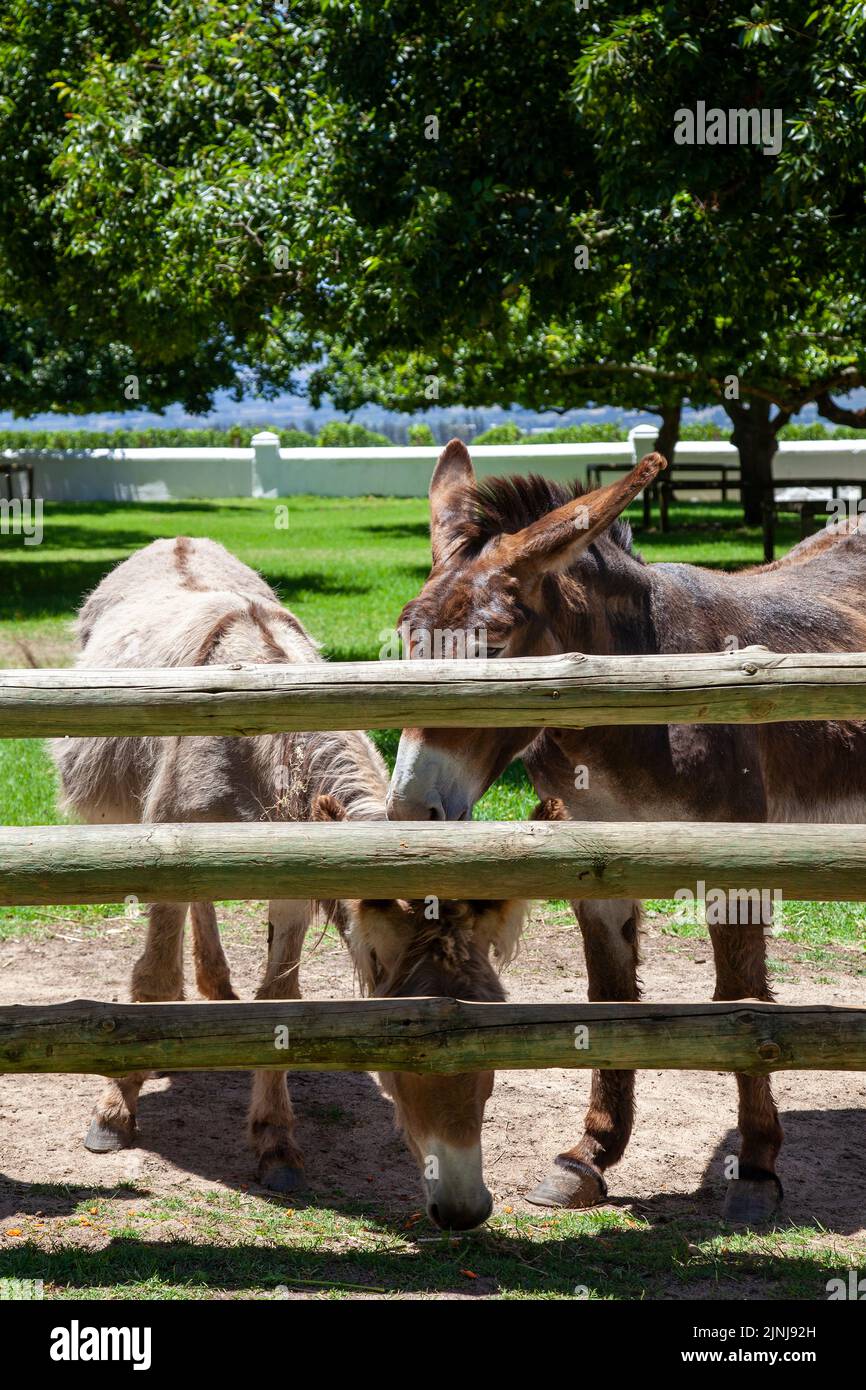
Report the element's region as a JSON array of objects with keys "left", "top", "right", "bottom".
[
  {"left": 725, "top": 398, "right": 784, "bottom": 526},
  {"left": 654, "top": 402, "right": 681, "bottom": 464}
]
